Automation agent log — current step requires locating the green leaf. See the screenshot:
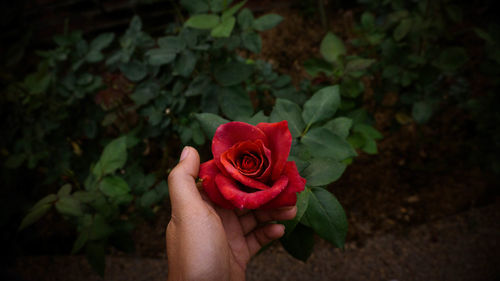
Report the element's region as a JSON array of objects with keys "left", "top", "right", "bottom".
[
  {"left": 30, "top": 194, "right": 58, "bottom": 211},
  {"left": 219, "top": 86, "right": 253, "bottom": 120},
  {"left": 353, "top": 124, "right": 383, "bottom": 140},
  {"left": 72, "top": 230, "right": 89, "bottom": 254},
  {"left": 361, "top": 138, "right": 377, "bottom": 154},
  {"left": 90, "top": 33, "right": 115, "bottom": 51},
  {"left": 211, "top": 16, "right": 236, "bottom": 38},
  {"left": 301, "top": 127, "right": 357, "bottom": 160},
  {"left": 19, "top": 204, "right": 52, "bottom": 230},
  {"left": 93, "top": 137, "right": 127, "bottom": 178},
  {"left": 73, "top": 191, "right": 97, "bottom": 203},
  {"left": 57, "top": 184, "right": 72, "bottom": 197},
  {"left": 253, "top": 14, "right": 283, "bottom": 31},
  {"left": 361, "top": 12, "right": 375, "bottom": 30},
  {"left": 214, "top": 61, "right": 253, "bottom": 86},
  {"left": 412, "top": 101, "right": 433, "bottom": 124},
  {"left": 393, "top": 18, "right": 412, "bottom": 41},
  {"left": 145, "top": 48, "right": 176, "bottom": 66},
  {"left": 119, "top": 60, "right": 147, "bottom": 82},
  {"left": 129, "top": 15, "right": 142, "bottom": 32},
  {"left": 23, "top": 71, "right": 51, "bottom": 95},
  {"left": 76, "top": 73, "right": 93, "bottom": 86},
  {"left": 280, "top": 223, "right": 314, "bottom": 262},
  {"left": 340, "top": 79, "right": 364, "bottom": 98},
  {"left": 209, "top": 0, "right": 228, "bottom": 12},
  {"left": 283, "top": 189, "right": 309, "bottom": 237},
  {"left": 237, "top": 8, "right": 254, "bottom": 30},
  {"left": 85, "top": 242, "right": 106, "bottom": 277},
  {"left": 185, "top": 74, "right": 211, "bottom": 97},
  {"left": 246, "top": 110, "right": 269, "bottom": 125},
  {"left": 320, "top": 32, "right": 346, "bottom": 63},
  {"left": 273, "top": 75, "right": 292, "bottom": 88},
  {"left": 140, "top": 189, "right": 161, "bottom": 208},
  {"left": 345, "top": 58, "right": 375, "bottom": 72},
  {"left": 303, "top": 58, "right": 333, "bottom": 77},
  {"left": 473, "top": 28, "right": 493, "bottom": 43},
  {"left": 180, "top": 0, "right": 209, "bottom": 14},
  {"left": 324, "top": 117, "right": 352, "bottom": 139},
  {"left": 131, "top": 81, "right": 160, "bottom": 106},
  {"left": 89, "top": 214, "right": 113, "bottom": 240},
  {"left": 222, "top": 1, "right": 247, "bottom": 20},
  {"left": 174, "top": 50, "right": 197, "bottom": 77},
  {"left": 195, "top": 113, "right": 229, "bottom": 139},
  {"left": 241, "top": 31, "right": 262, "bottom": 53},
  {"left": 347, "top": 132, "right": 366, "bottom": 149},
  {"left": 86, "top": 50, "right": 104, "bottom": 63},
  {"left": 201, "top": 85, "right": 219, "bottom": 113},
  {"left": 302, "top": 85, "right": 341, "bottom": 127},
  {"left": 270, "top": 99, "right": 305, "bottom": 138},
  {"left": 157, "top": 36, "right": 185, "bottom": 53},
  {"left": 302, "top": 158, "right": 346, "bottom": 187},
  {"left": 99, "top": 176, "right": 130, "bottom": 197},
  {"left": 288, "top": 155, "right": 310, "bottom": 173},
  {"left": 55, "top": 197, "right": 83, "bottom": 216},
  {"left": 185, "top": 14, "right": 220, "bottom": 29},
  {"left": 191, "top": 121, "right": 205, "bottom": 146},
  {"left": 155, "top": 181, "right": 169, "bottom": 198},
  {"left": 304, "top": 187, "right": 348, "bottom": 249}
]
